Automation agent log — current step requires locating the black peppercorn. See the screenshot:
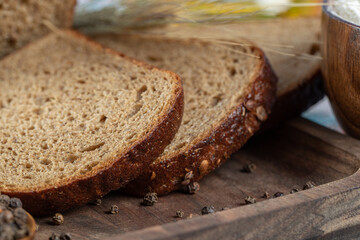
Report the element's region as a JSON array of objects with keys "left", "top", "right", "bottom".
[
  {"left": 262, "top": 192, "right": 270, "bottom": 199},
  {"left": 0, "top": 194, "right": 30, "bottom": 239},
  {"left": 2, "top": 210, "right": 14, "bottom": 223},
  {"left": 93, "top": 199, "right": 102, "bottom": 206},
  {"left": 290, "top": 188, "right": 299, "bottom": 194},
  {"left": 0, "top": 195, "right": 10, "bottom": 207},
  {"left": 186, "top": 182, "right": 200, "bottom": 194},
  {"left": 14, "top": 207, "right": 28, "bottom": 227},
  {"left": 14, "top": 227, "right": 28, "bottom": 239},
  {"left": 273, "top": 192, "right": 284, "bottom": 198},
  {"left": 52, "top": 213, "right": 64, "bottom": 225},
  {"left": 110, "top": 205, "right": 119, "bottom": 214},
  {"left": 49, "top": 233, "right": 61, "bottom": 240},
  {"left": 201, "top": 206, "right": 216, "bottom": 215},
  {"left": 1, "top": 225, "right": 16, "bottom": 240},
  {"left": 244, "top": 196, "right": 256, "bottom": 204},
  {"left": 303, "top": 181, "right": 316, "bottom": 190},
  {"left": 60, "top": 232, "right": 72, "bottom": 240},
  {"left": 9, "top": 198, "right": 22, "bottom": 209},
  {"left": 141, "top": 192, "right": 158, "bottom": 206},
  {"left": 221, "top": 207, "right": 230, "bottom": 211},
  {"left": 241, "top": 163, "right": 257, "bottom": 173},
  {"left": 175, "top": 210, "right": 184, "bottom": 218}
]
